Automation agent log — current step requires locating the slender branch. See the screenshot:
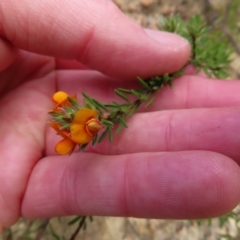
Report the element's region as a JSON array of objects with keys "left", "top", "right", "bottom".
[
  {"left": 69, "top": 216, "right": 86, "bottom": 240},
  {"left": 222, "top": 1, "right": 233, "bottom": 25},
  {"left": 223, "top": 27, "right": 240, "bottom": 55},
  {"left": 220, "top": 1, "right": 240, "bottom": 54},
  {"left": 19, "top": 220, "right": 34, "bottom": 239},
  {"left": 202, "top": 0, "right": 218, "bottom": 26},
  {"left": 35, "top": 219, "right": 50, "bottom": 240},
  {"left": 202, "top": 0, "right": 240, "bottom": 55}
]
